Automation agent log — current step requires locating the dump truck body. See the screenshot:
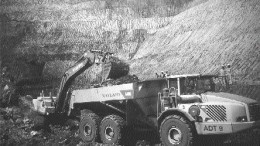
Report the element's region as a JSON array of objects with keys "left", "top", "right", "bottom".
[
  {"left": 34, "top": 74, "right": 260, "bottom": 131},
  {"left": 68, "top": 75, "right": 260, "bottom": 136},
  {"left": 70, "top": 83, "right": 135, "bottom": 104}
]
